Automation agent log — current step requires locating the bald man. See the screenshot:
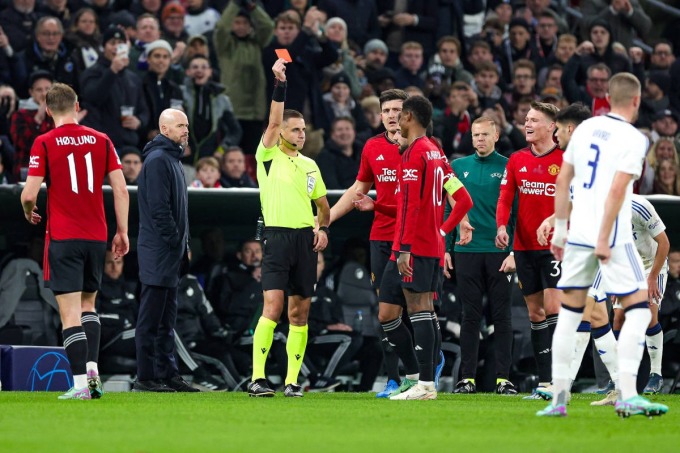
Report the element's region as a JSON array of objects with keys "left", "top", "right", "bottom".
[{"left": 134, "top": 108, "right": 198, "bottom": 392}]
